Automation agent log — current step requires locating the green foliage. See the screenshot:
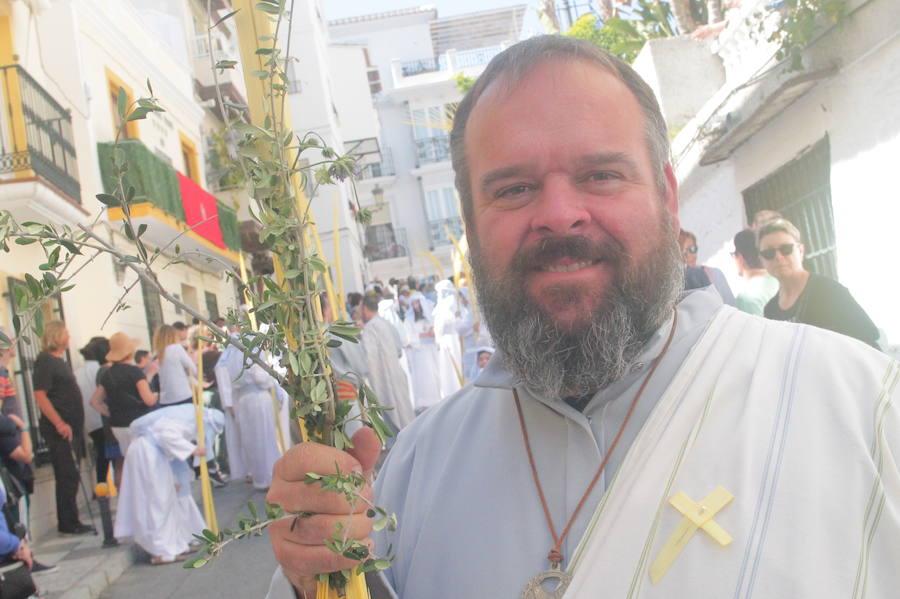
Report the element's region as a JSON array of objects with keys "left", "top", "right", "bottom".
[
  {"left": 4, "top": 2, "right": 395, "bottom": 592},
  {"left": 454, "top": 72, "right": 475, "bottom": 94},
  {"left": 216, "top": 201, "right": 240, "bottom": 251},
  {"left": 206, "top": 127, "right": 246, "bottom": 190},
  {"left": 97, "top": 140, "right": 184, "bottom": 220},
  {"left": 563, "top": 2, "right": 674, "bottom": 64},
  {"left": 755, "top": 0, "right": 847, "bottom": 71}
]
